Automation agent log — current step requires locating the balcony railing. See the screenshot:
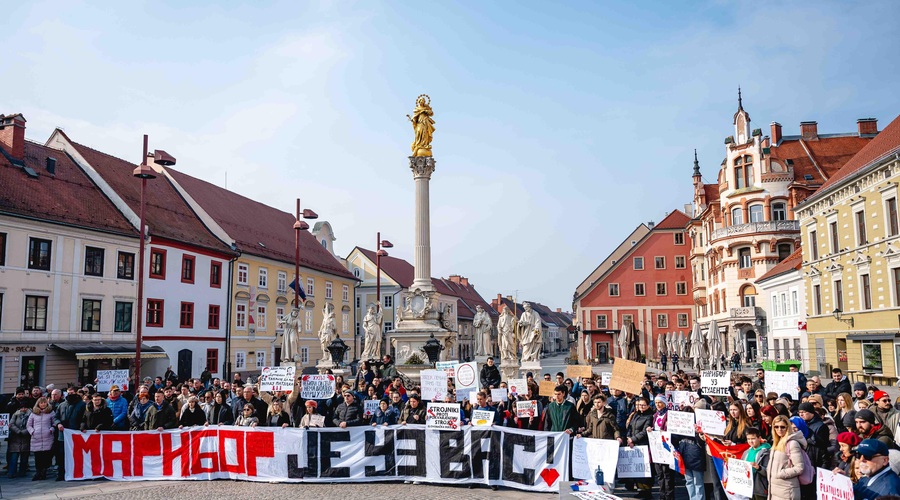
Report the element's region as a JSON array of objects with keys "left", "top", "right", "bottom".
[
  {"left": 711, "top": 220, "right": 799, "bottom": 241},
  {"left": 729, "top": 306, "right": 765, "bottom": 319}
]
